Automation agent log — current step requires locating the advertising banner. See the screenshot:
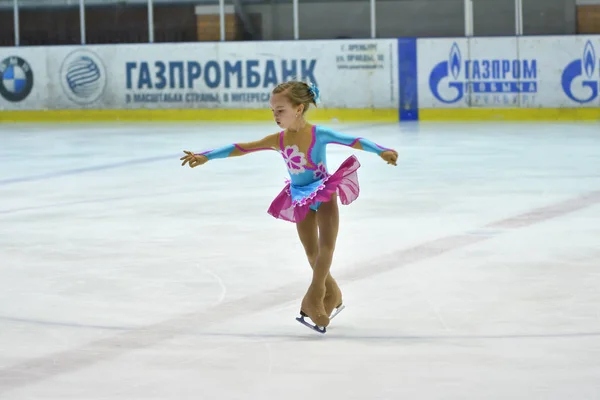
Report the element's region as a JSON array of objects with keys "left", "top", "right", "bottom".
[
  {"left": 41, "top": 40, "right": 397, "bottom": 111},
  {"left": 418, "top": 38, "right": 540, "bottom": 109}
]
